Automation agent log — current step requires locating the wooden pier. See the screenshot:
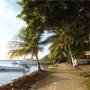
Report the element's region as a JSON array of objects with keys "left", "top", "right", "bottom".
[{"left": 0, "top": 66, "right": 24, "bottom": 72}]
